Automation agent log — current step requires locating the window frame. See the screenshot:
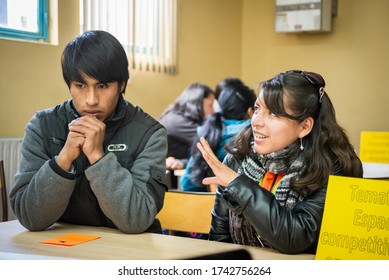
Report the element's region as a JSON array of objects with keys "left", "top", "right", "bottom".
[{"left": 0, "top": 0, "right": 49, "bottom": 42}]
